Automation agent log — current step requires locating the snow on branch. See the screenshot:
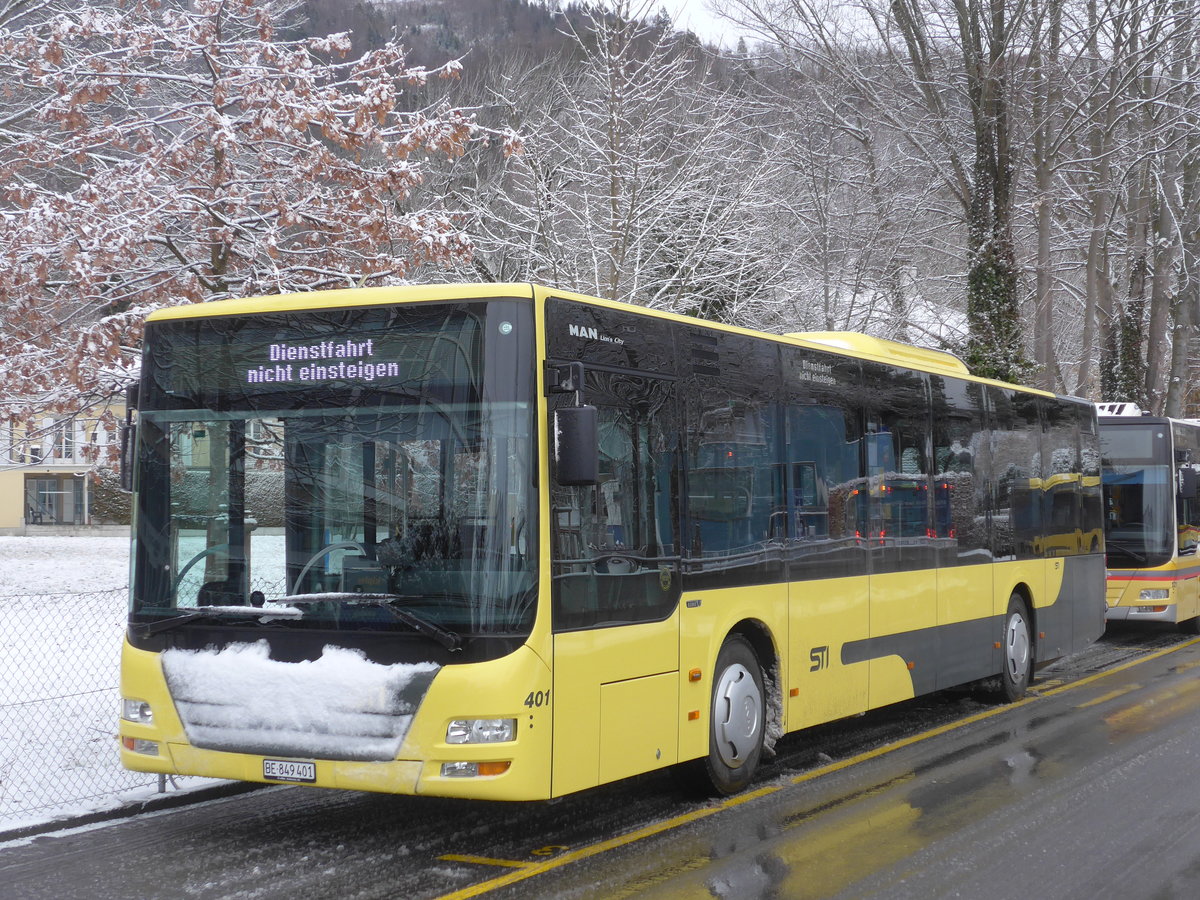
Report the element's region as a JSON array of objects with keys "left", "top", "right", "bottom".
[{"left": 0, "top": 0, "right": 491, "bottom": 421}]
